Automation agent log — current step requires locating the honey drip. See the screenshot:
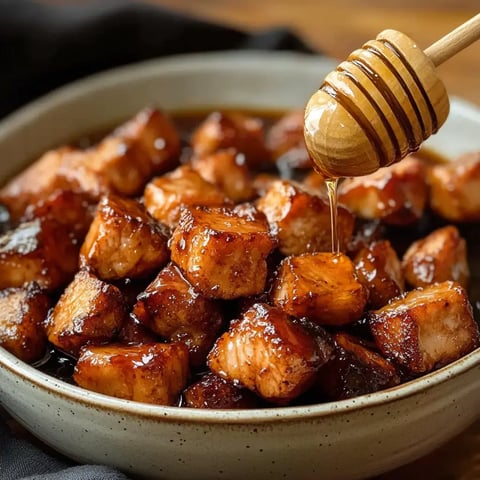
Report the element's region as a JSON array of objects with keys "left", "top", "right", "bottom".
[{"left": 325, "top": 177, "right": 340, "bottom": 254}]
